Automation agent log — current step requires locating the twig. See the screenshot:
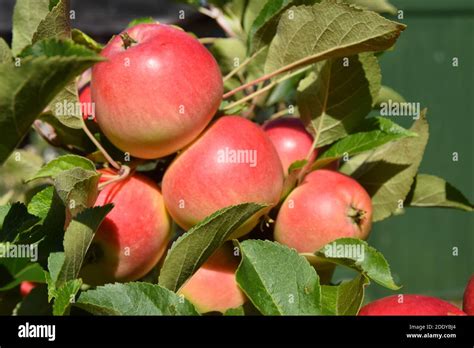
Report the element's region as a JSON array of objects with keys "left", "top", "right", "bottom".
[{"left": 81, "top": 121, "right": 121, "bottom": 170}]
